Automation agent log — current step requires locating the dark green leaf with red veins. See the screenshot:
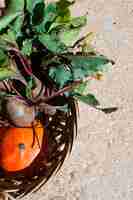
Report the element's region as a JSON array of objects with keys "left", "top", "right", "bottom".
[
  {"left": 49, "top": 65, "right": 72, "bottom": 88},
  {"left": 75, "top": 93, "right": 100, "bottom": 107}
]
